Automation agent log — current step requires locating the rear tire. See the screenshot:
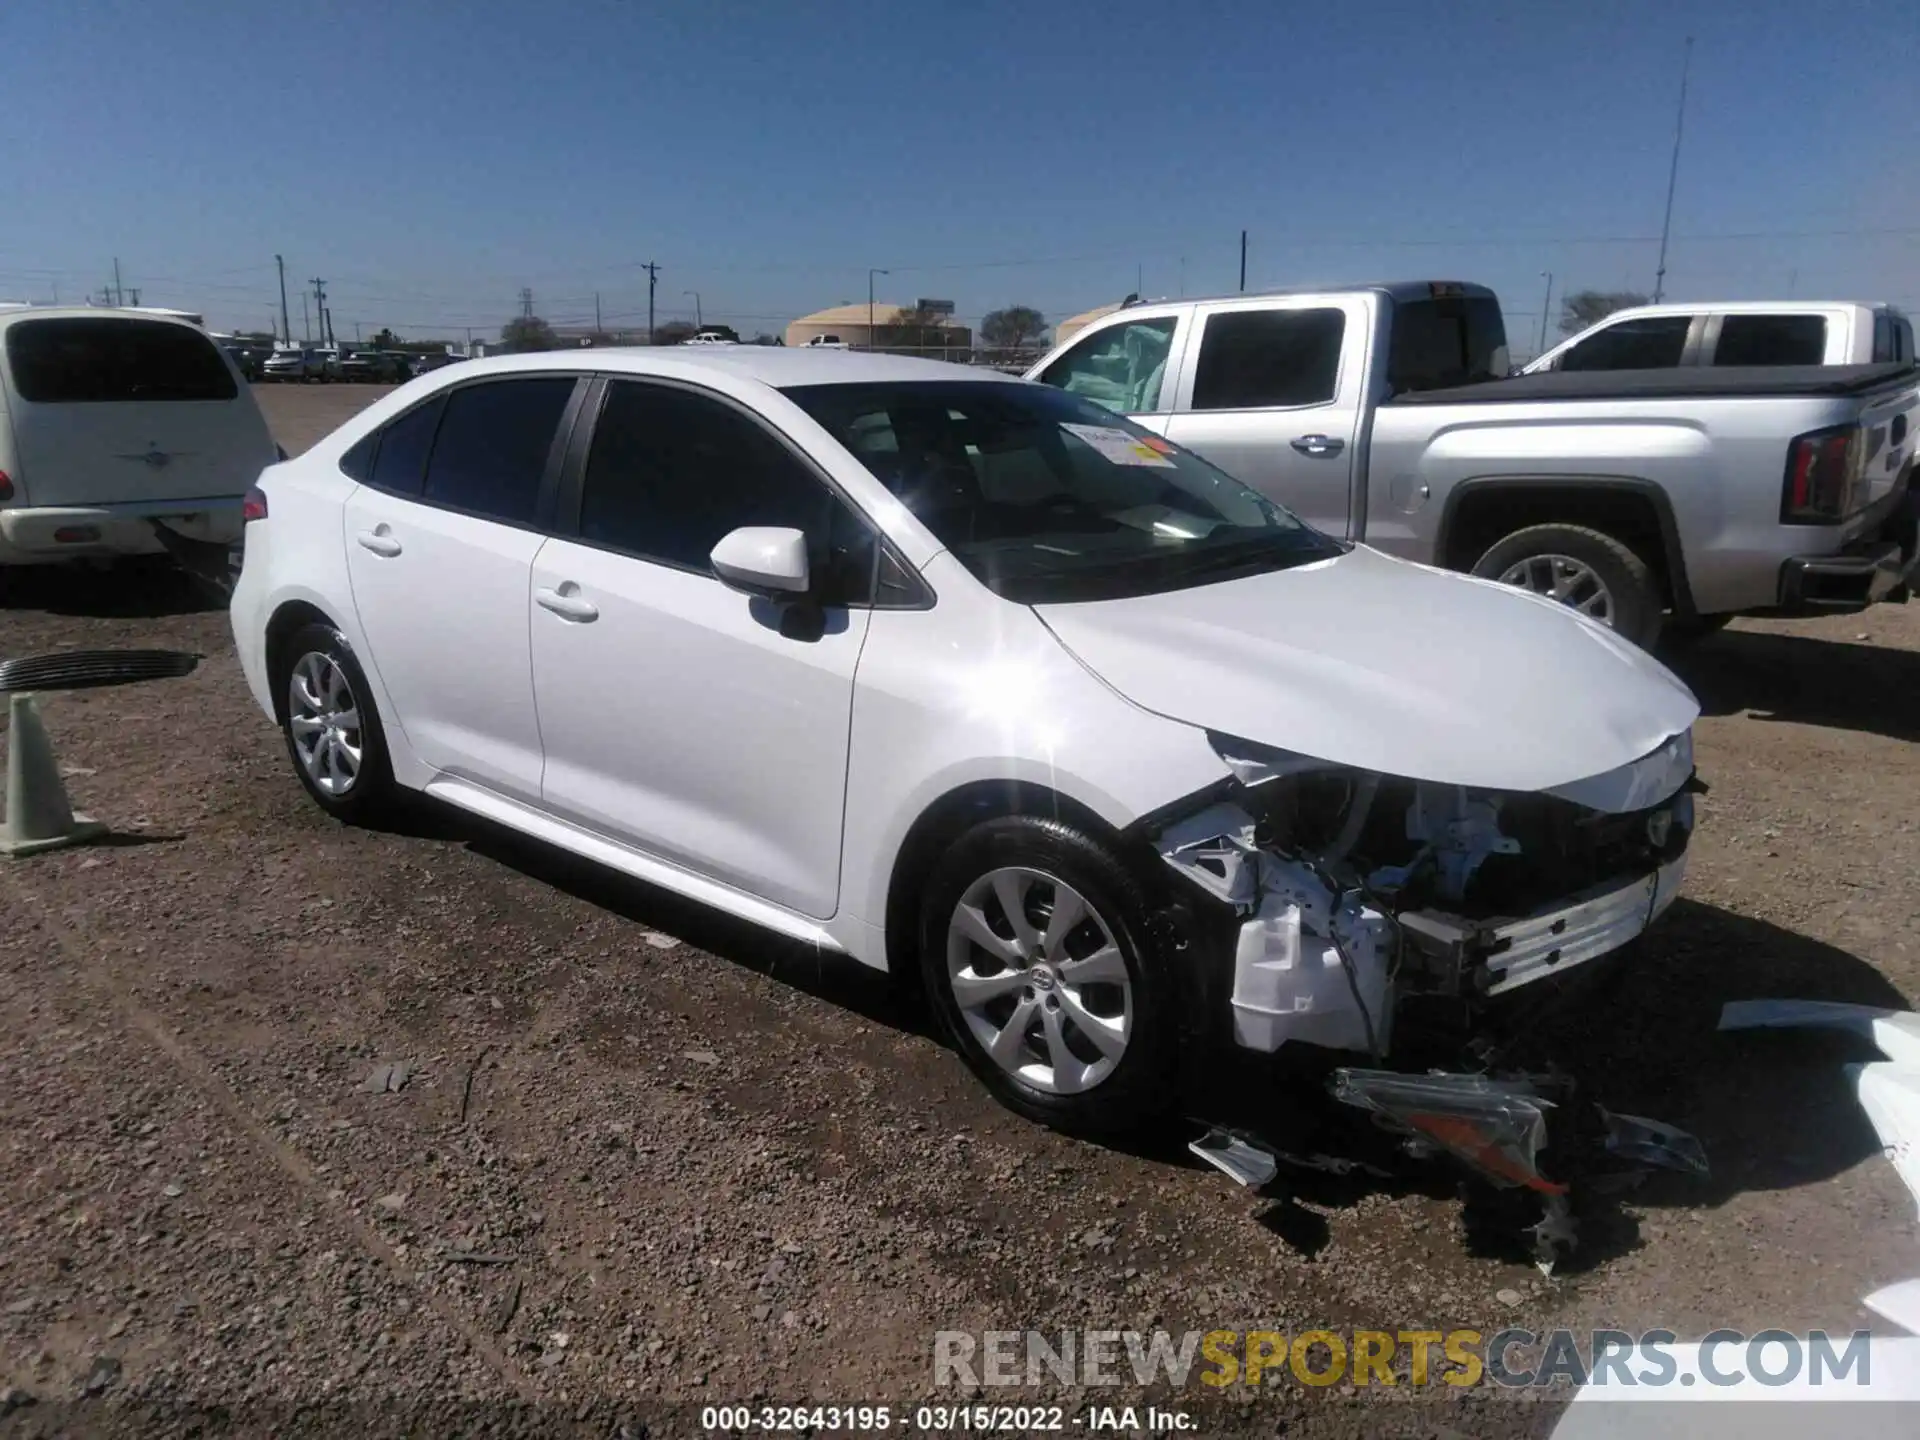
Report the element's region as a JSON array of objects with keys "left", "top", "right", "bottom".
[
  {"left": 918, "top": 816, "right": 1178, "bottom": 1139},
  {"left": 1471, "top": 523, "right": 1664, "bottom": 649},
  {"left": 274, "top": 622, "right": 395, "bottom": 824}
]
